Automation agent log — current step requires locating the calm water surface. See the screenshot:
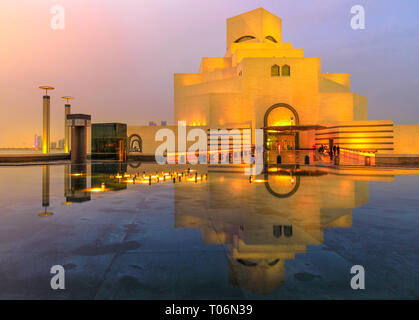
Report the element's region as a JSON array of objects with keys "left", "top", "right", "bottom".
[{"left": 0, "top": 162, "right": 418, "bottom": 299}]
